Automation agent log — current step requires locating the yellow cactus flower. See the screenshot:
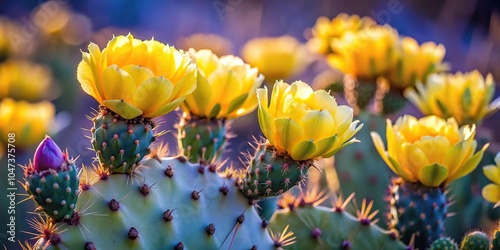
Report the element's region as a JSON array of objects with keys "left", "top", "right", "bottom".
[
  {"left": 0, "top": 60, "right": 55, "bottom": 102},
  {"left": 388, "top": 37, "right": 447, "bottom": 89},
  {"left": 371, "top": 115, "right": 488, "bottom": 187},
  {"left": 241, "top": 36, "right": 310, "bottom": 82},
  {"left": 404, "top": 71, "right": 498, "bottom": 125},
  {"left": 482, "top": 153, "right": 500, "bottom": 207},
  {"left": 257, "top": 80, "right": 362, "bottom": 161},
  {"left": 0, "top": 98, "right": 55, "bottom": 149},
  {"left": 182, "top": 49, "right": 264, "bottom": 119},
  {"left": 177, "top": 33, "right": 233, "bottom": 56},
  {"left": 77, "top": 34, "right": 197, "bottom": 119},
  {"left": 327, "top": 25, "right": 399, "bottom": 81},
  {"left": 307, "top": 14, "right": 376, "bottom": 55}
]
